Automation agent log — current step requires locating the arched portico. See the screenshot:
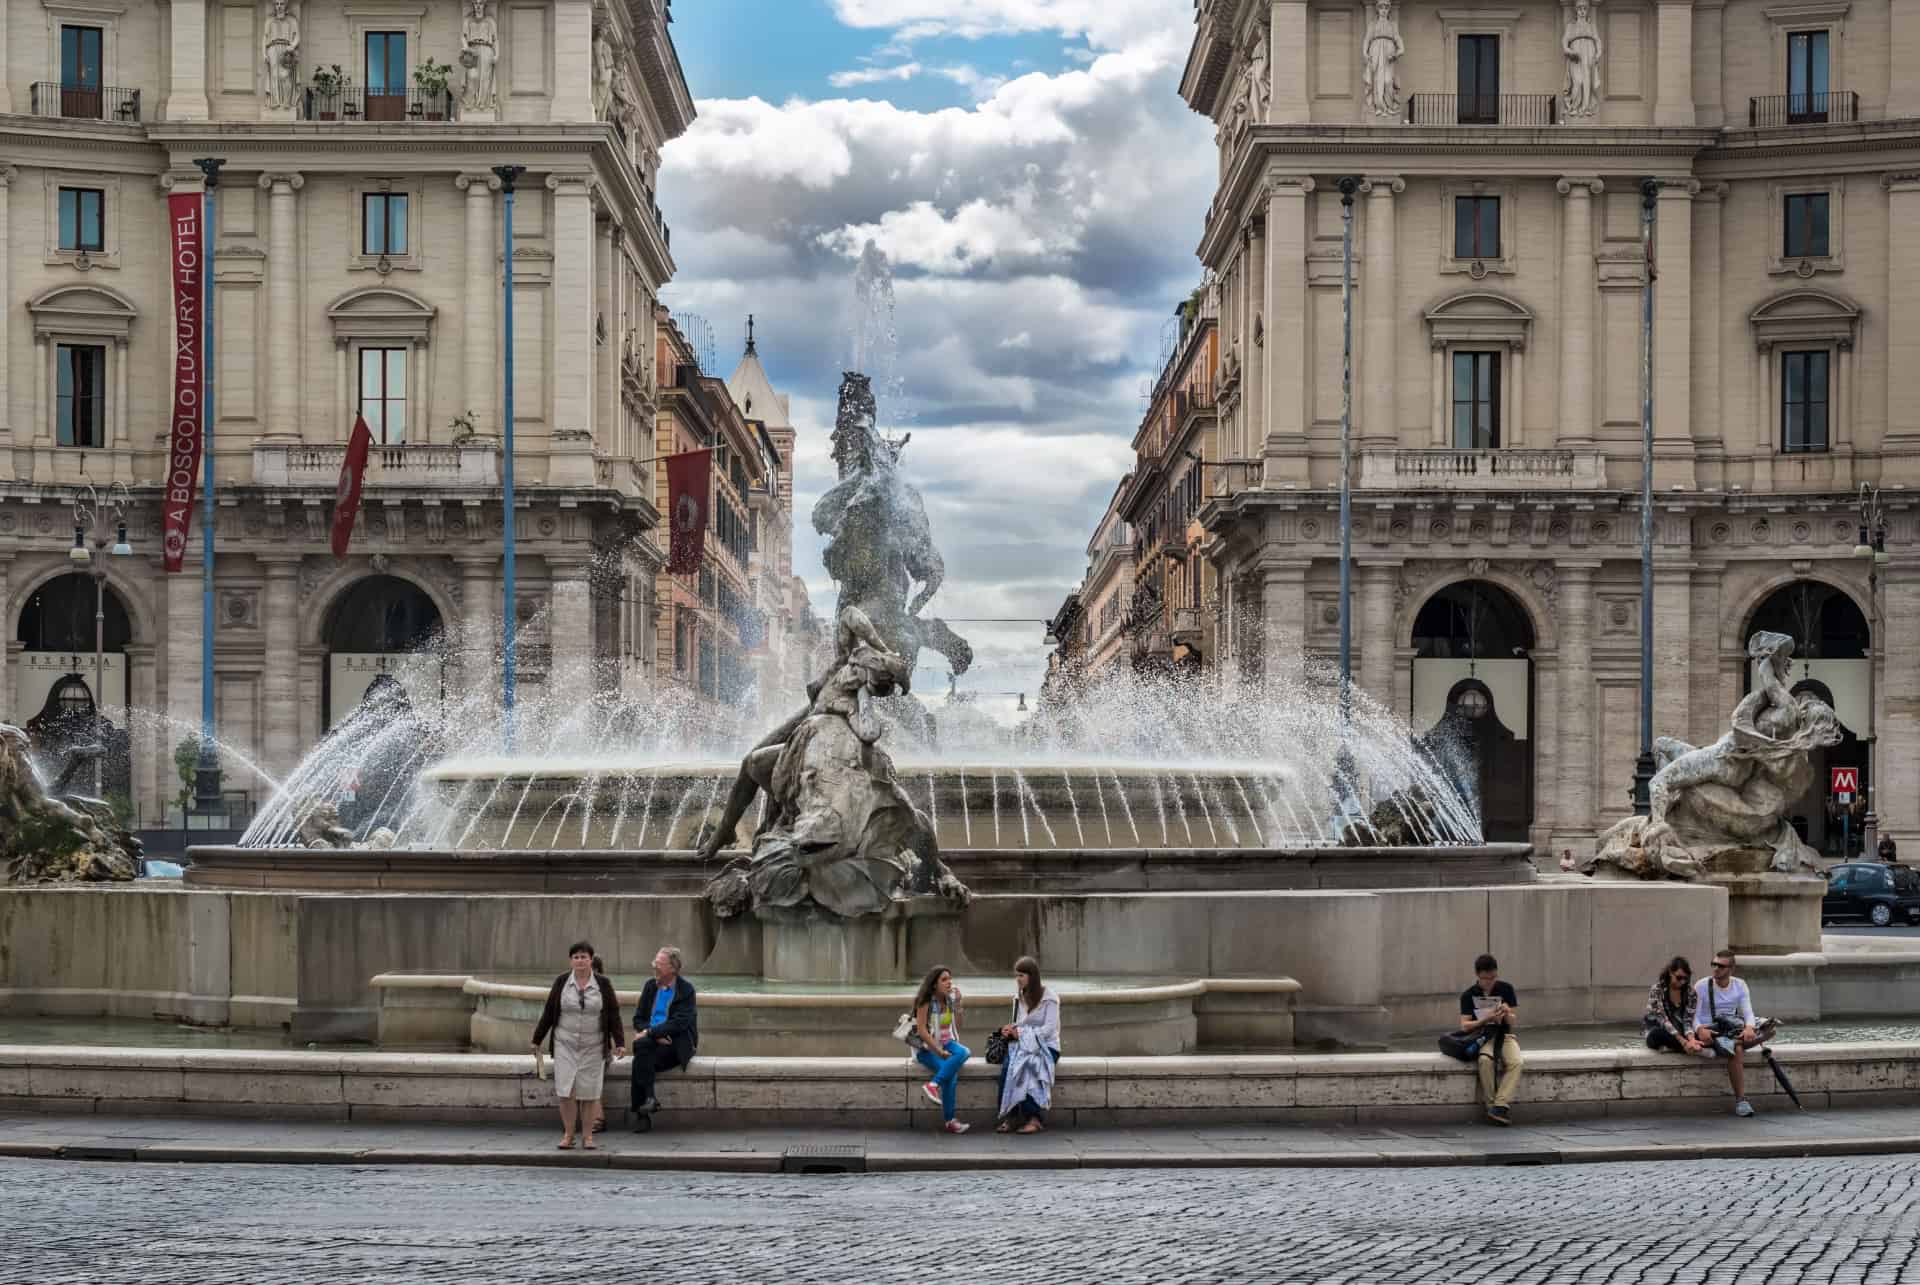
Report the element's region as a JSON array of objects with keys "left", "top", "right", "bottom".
[
  {"left": 314, "top": 572, "right": 448, "bottom": 732},
  {"left": 13, "top": 570, "right": 136, "bottom": 802},
  {"left": 1408, "top": 579, "right": 1537, "bottom": 842}
]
